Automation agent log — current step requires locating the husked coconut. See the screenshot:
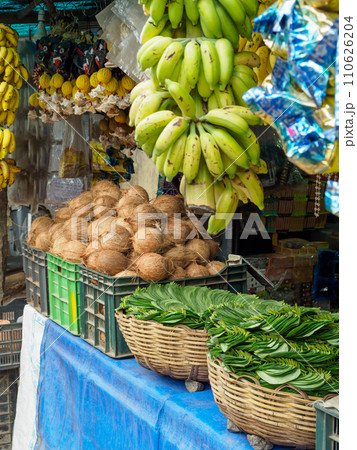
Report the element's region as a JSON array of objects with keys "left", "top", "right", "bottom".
[
  {"left": 133, "top": 227, "right": 172, "bottom": 254},
  {"left": 186, "top": 262, "right": 210, "bottom": 278},
  {"left": 185, "top": 239, "right": 211, "bottom": 264},
  {"left": 35, "top": 232, "right": 51, "bottom": 252},
  {"left": 206, "top": 260, "right": 226, "bottom": 275},
  {"left": 54, "top": 207, "right": 72, "bottom": 223},
  {"left": 135, "top": 253, "right": 175, "bottom": 282},
  {"left": 91, "top": 180, "right": 122, "bottom": 200},
  {"left": 61, "top": 241, "right": 87, "bottom": 263},
  {"left": 205, "top": 239, "right": 220, "bottom": 260},
  {"left": 85, "top": 250, "right": 130, "bottom": 276},
  {"left": 100, "top": 226, "right": 132, "bottom": 253},
  {"left": 152, "top": 194, "right": 186, "bottom": 217},
  {"left": 164, "top": 245, "right": 197, "bottom": 268},
  {"left": 122, "top": 185, "right": 149, "bottom": 203},
  {"left": 169, "top": 266, "right": 187, "bottom": 280}
]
